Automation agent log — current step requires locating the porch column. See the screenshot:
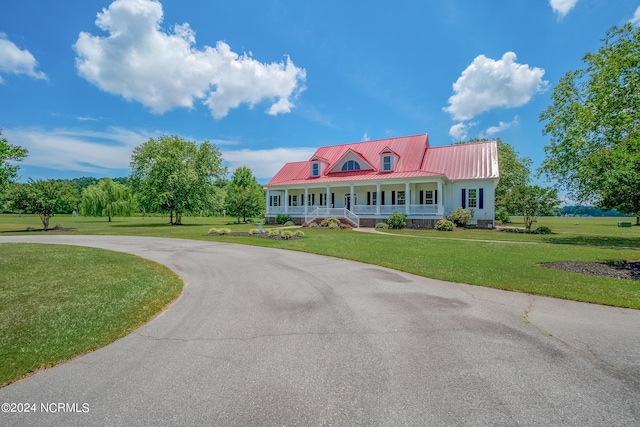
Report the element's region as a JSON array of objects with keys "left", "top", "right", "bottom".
[
  {"left": 437, "top": 180, "right": 444, "bottom": 215},
  {"left": 350, "top": 185, "right": 354, "bottom": 212},
  {"left": 266, "top": 189, "right": 270, "bottom": 215},
  {"left": 376, "top": 183, "right": 381, "bottom": 215},
  {"left": 304, "top": 187, "right": 309, "bottom": 215},
  {"left": 326, "top": 186, "right": 330, "bottom": 209},
  {"left": 284, "top": 188, "right": 289, "bottom": 214},
  {"left": 405, "top": 182, "right": 410, "bottom": 215}
]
